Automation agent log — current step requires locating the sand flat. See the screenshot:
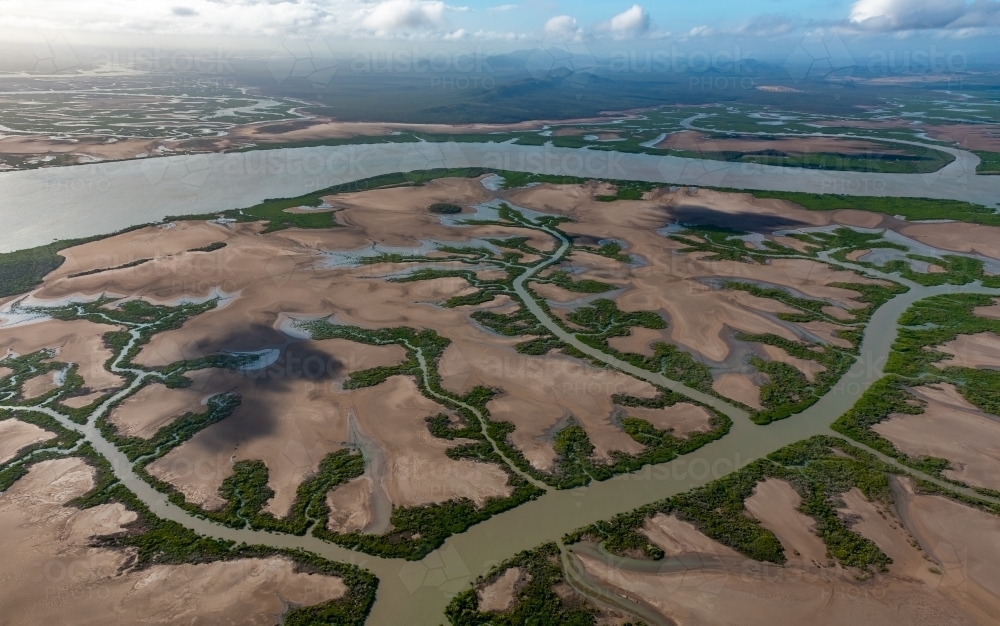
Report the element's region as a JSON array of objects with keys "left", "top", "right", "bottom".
[
  {"left": 0, "top": 458, "right": 347, "bottom": 626},
  {"left": 0, "top": 418, "right": 55, "bottom": 463},
  {"left": 505, "top": 183, "right": 889, "bottom": 368},
  {"left": 901, "top": 221, "right": 1000, "bottom": 262},
  {"left": 619, "top": 403, "right": 713, "bottom": 435},
  {"left": 641, "top": 513, "right": 740, "bottom": 558},
  {"left": 326, "top": 476, "right": 374, "bottom": 534},
  {"left": 606, "top": 326, "right": 670, "bottom": 357},
  {"left": 895, "top": 476, "right": 1000, "bottom": 619},
  {"left": 836, "top": 488, "right": 931, "bottom": 580},
  {"left": 61, "top": 391, "right": 106, "bottom": 408},
  {"left": 21, "top": 371, "right": 60, "bottom": 399},
  {"left": 439, "top": 340, "right": 657, "bottom": 471},
  {"left": 477, "top": 567, "right": 521, "bottom": 613},
  {"left": 0, "top": 318, "right": 123, "bottom": 393},
  {"left": 46, "top": 221, "right": 233, "bottom": 281},
  {"left": 528, "top": 281, "right": 594, "bottom": 304},
  {"left": 713, "top": 373, "right": 761, "bottom": 409},
  {"left": 744, "top": 479, "right": 827, "bottom": 566},
  {"left": 938, "top": 332, "right": 1000, "bottom": 370},
  {"left": 799, "top": 321, "right": 853, "bottom": 348},
  {"left": 874, "top": 383, "right": 1000, "bottom": 492},
  {"left": 120, "top": 338, "right": 405, "bottom": 439},
  {"left": 619, "top": 281, "right": 801, "bottom": 363},
  {"left": 109, "top": 369, "right": 229, "bottom": 439},
  {"left": 974, "top": 299, "right": 1000, "bottom": 320},
  {"left": 148, "top": 374, "right": 512, "bottom": 516},
  {"left": 576, "top": 550, "right": 974, "bottom": 626},
  {"left": 758, "top": 343, "right": 826, "bottom": 382}
]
